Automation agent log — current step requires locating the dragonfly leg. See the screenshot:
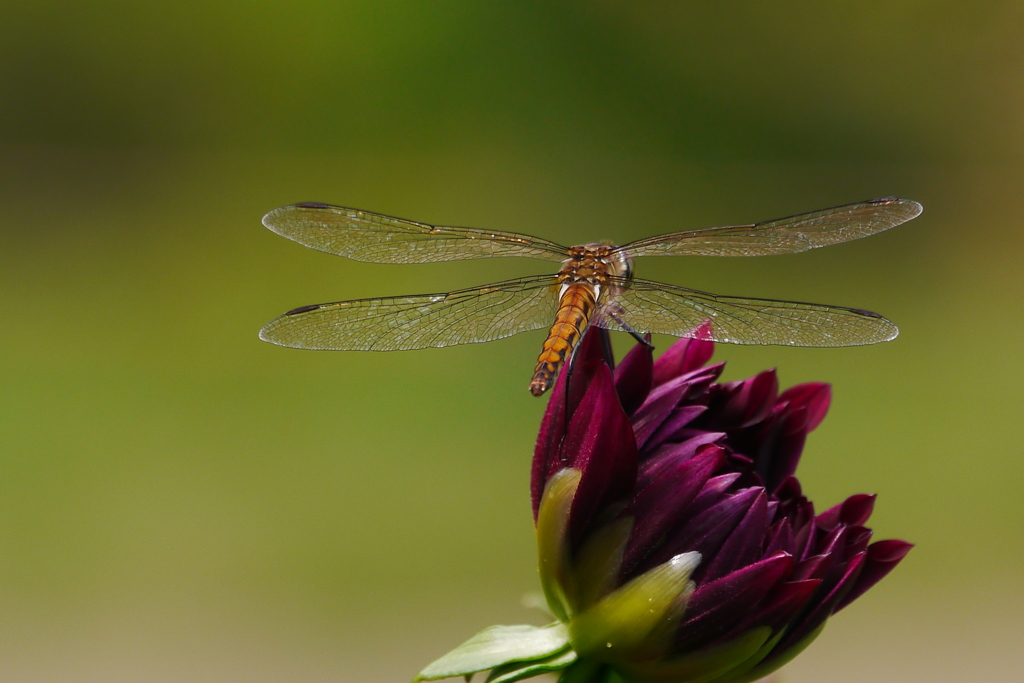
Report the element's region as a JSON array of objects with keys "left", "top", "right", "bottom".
[
  {"left": 599, "top": 327, "right": 616, "bottom": 369},
  {"left": 606, "top": 309, "right": 653, "bottom": 347}
]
